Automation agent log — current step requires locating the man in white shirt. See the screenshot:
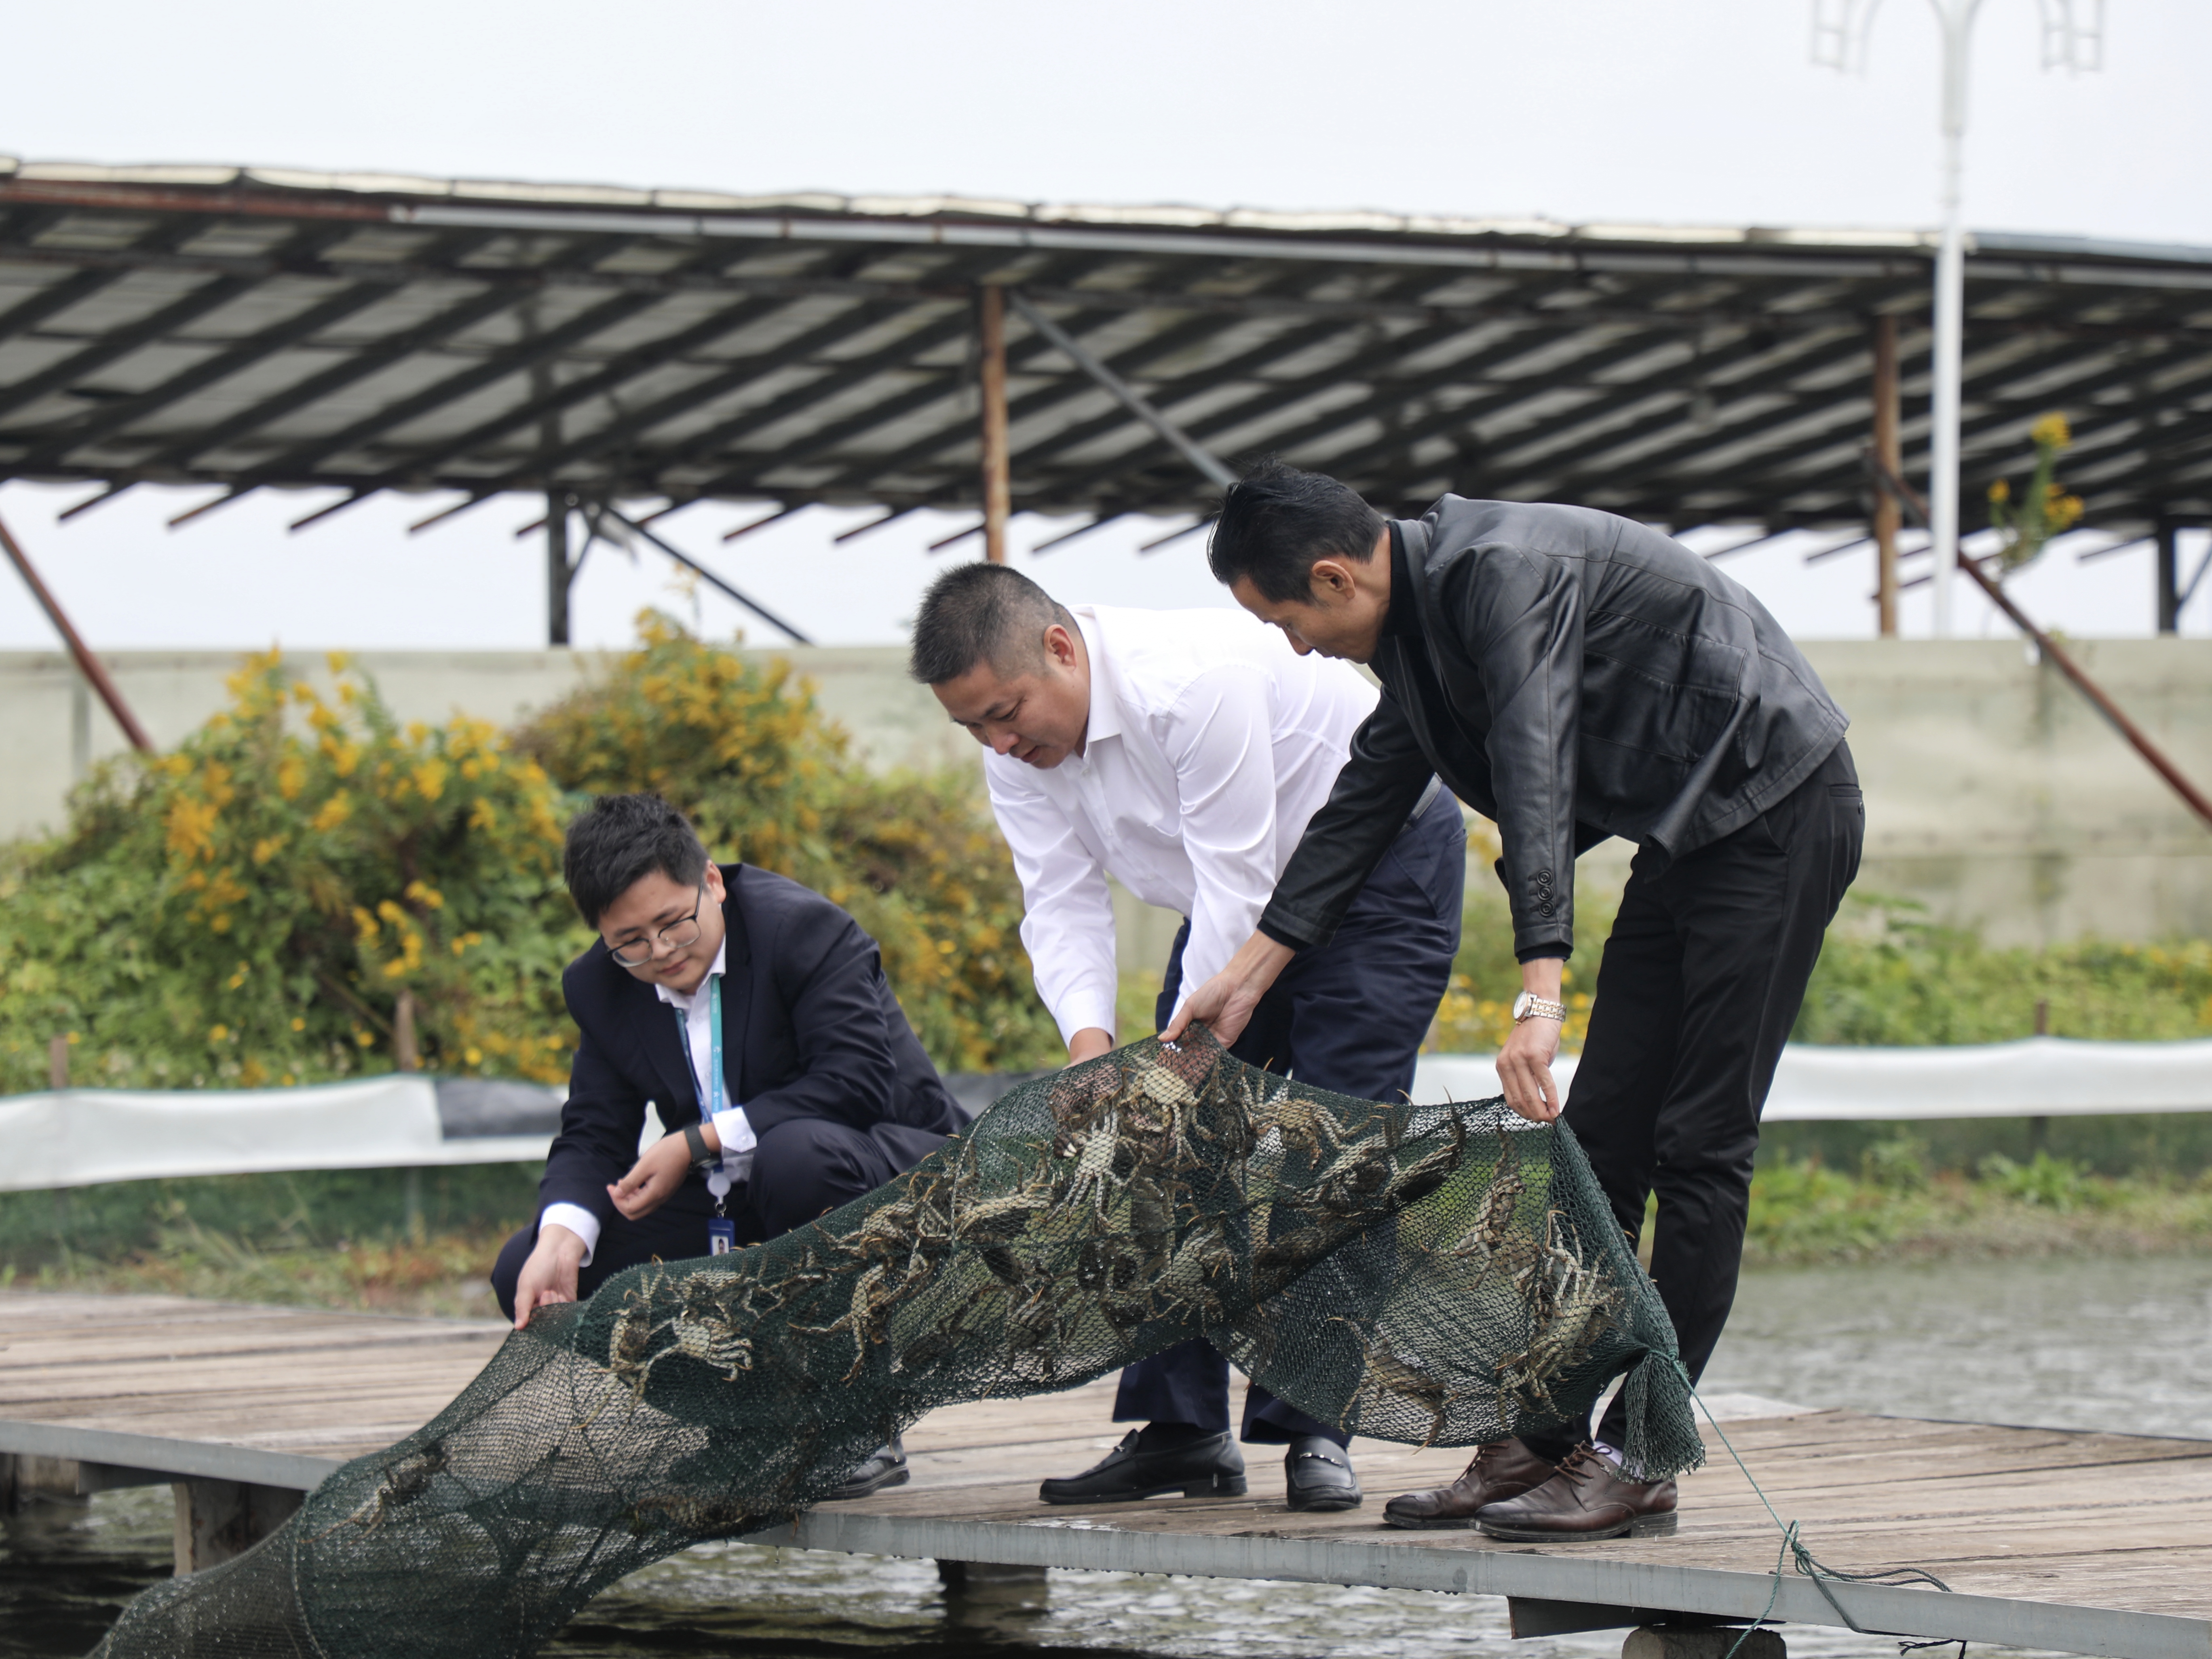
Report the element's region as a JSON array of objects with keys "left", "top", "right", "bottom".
[{"left": 913, "top": 563, "right": 1465, "bottom": 1513}]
